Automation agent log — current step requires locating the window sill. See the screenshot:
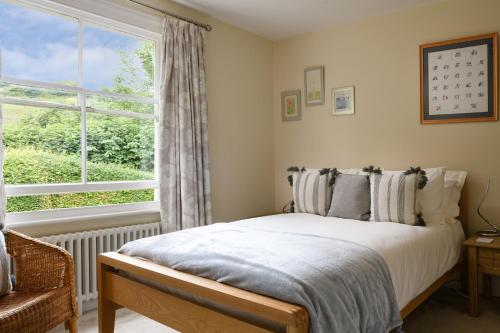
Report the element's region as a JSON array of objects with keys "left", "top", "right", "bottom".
[{"left": 6, "top": 202, "right": 161, "bottom": 237}]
